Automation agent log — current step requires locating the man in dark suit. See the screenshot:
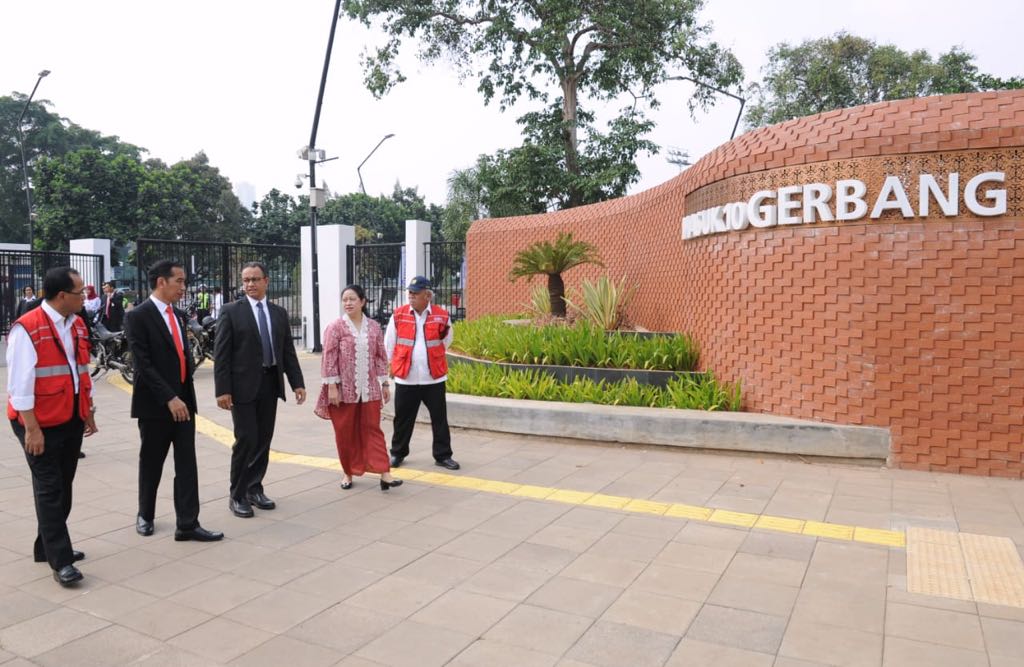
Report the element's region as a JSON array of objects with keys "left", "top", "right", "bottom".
[
  {"left": 124, "top": 260, "right": 223, "bottom": 542},
  {"left": 98, "top": 281, "right": 126, "bottom": 331},
  {"left": 215, "top": 261, "right": 305, "bottom": 518}
]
